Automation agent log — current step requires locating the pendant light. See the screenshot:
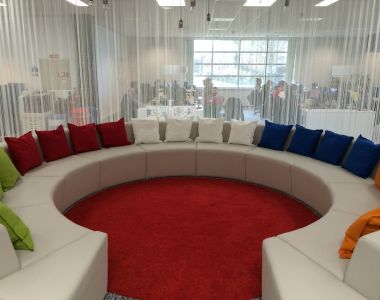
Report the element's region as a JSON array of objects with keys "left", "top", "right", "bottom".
[
  {"left": 285, "top": 0, "right": 290, "bottom": 7},
  {"left": 178, "top": 0, "right": 183, "bottom": 28},
  {"left": 103, "top": 0, "right": 110, "bottom": 9},
  {"left": 190, "top": 0, "right": 196, "bottom": 8},
  {"left": 88, "top": 0, "right": 94, "bottom": 5},
  {"left": 207, "top": 0, "right": 211, "bottom": 22}
]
